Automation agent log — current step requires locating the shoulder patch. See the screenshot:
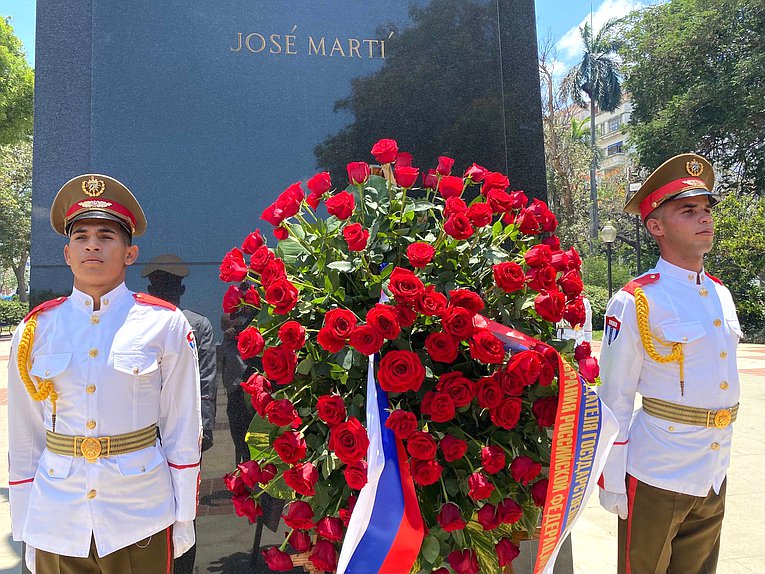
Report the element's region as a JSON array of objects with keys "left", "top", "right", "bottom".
[
  {"left": 24, "top": 296, "right": 68, "bottom": 322},
  {"left": 133, "top": 292, "right": 177, "bottom": 311},
  {"left": 707, "top": 273, "right": 723, "bottom": 286},
  {"left": 622, "top": 273, "right": 660, "bottom": 296}
]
